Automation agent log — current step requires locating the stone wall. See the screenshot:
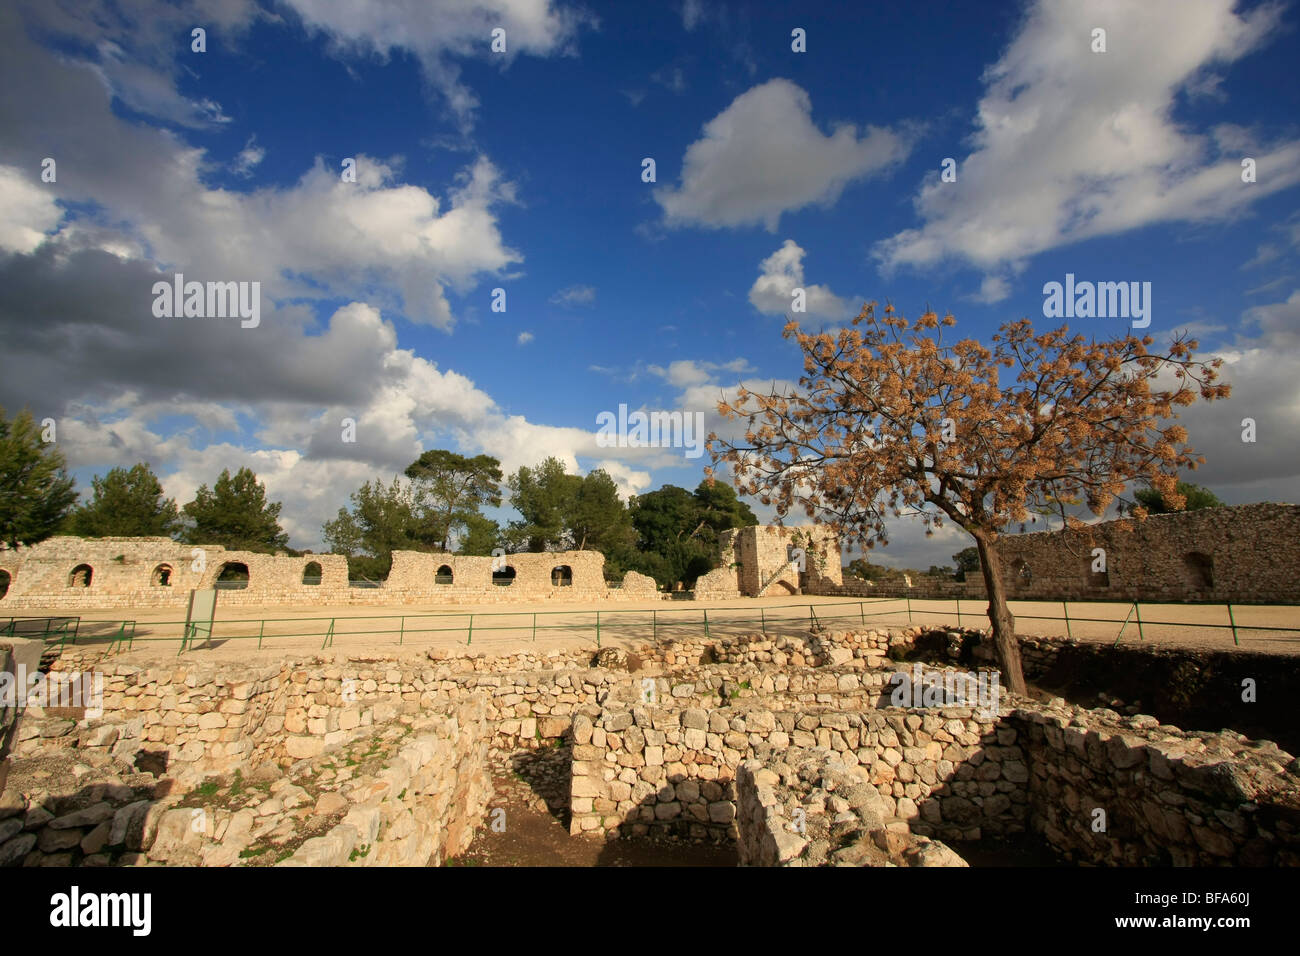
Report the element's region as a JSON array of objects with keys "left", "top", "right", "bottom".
[
  {"left": 567, "top": 692, "right": 1023, "bottom": 844},
  {"left": 2, "top": 695, "right": 491, "bottom": 867},
  {"left": 991, "top": 503, "right": 1300, "bottom": 604},
  {"left": 1015, "top": 699, "right": 1300, "bottom": 865},
  {"left": 716, "top": 525, "right": 842, "bottom": 597},
  {"left": 8, "top": 621, "right": 1299, "bottom": 867},
  {"left": 735, "top": 753, "right": 968, "bottom": 866},
  {"left": 0, "top": 537, "right": 661, "bottom": 610},
  {"left": 810, "top": 503, "right": 1300, "bottom": 605},
  {"left": 0, "top": 536, "right": 348, "bottom": 610}
]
